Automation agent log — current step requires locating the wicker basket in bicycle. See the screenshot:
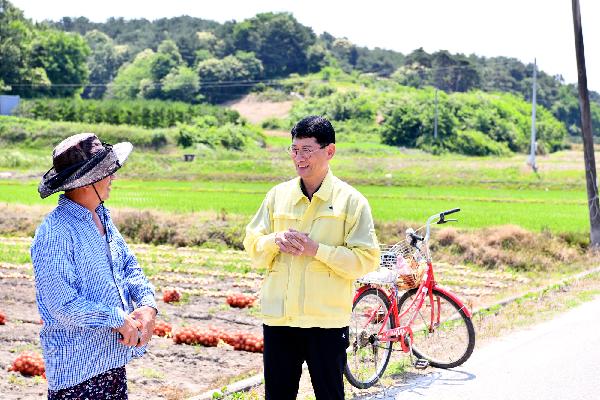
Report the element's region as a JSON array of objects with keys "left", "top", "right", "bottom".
[{"left": 359, "top": 240, "right": 426, "bottom": 289}]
